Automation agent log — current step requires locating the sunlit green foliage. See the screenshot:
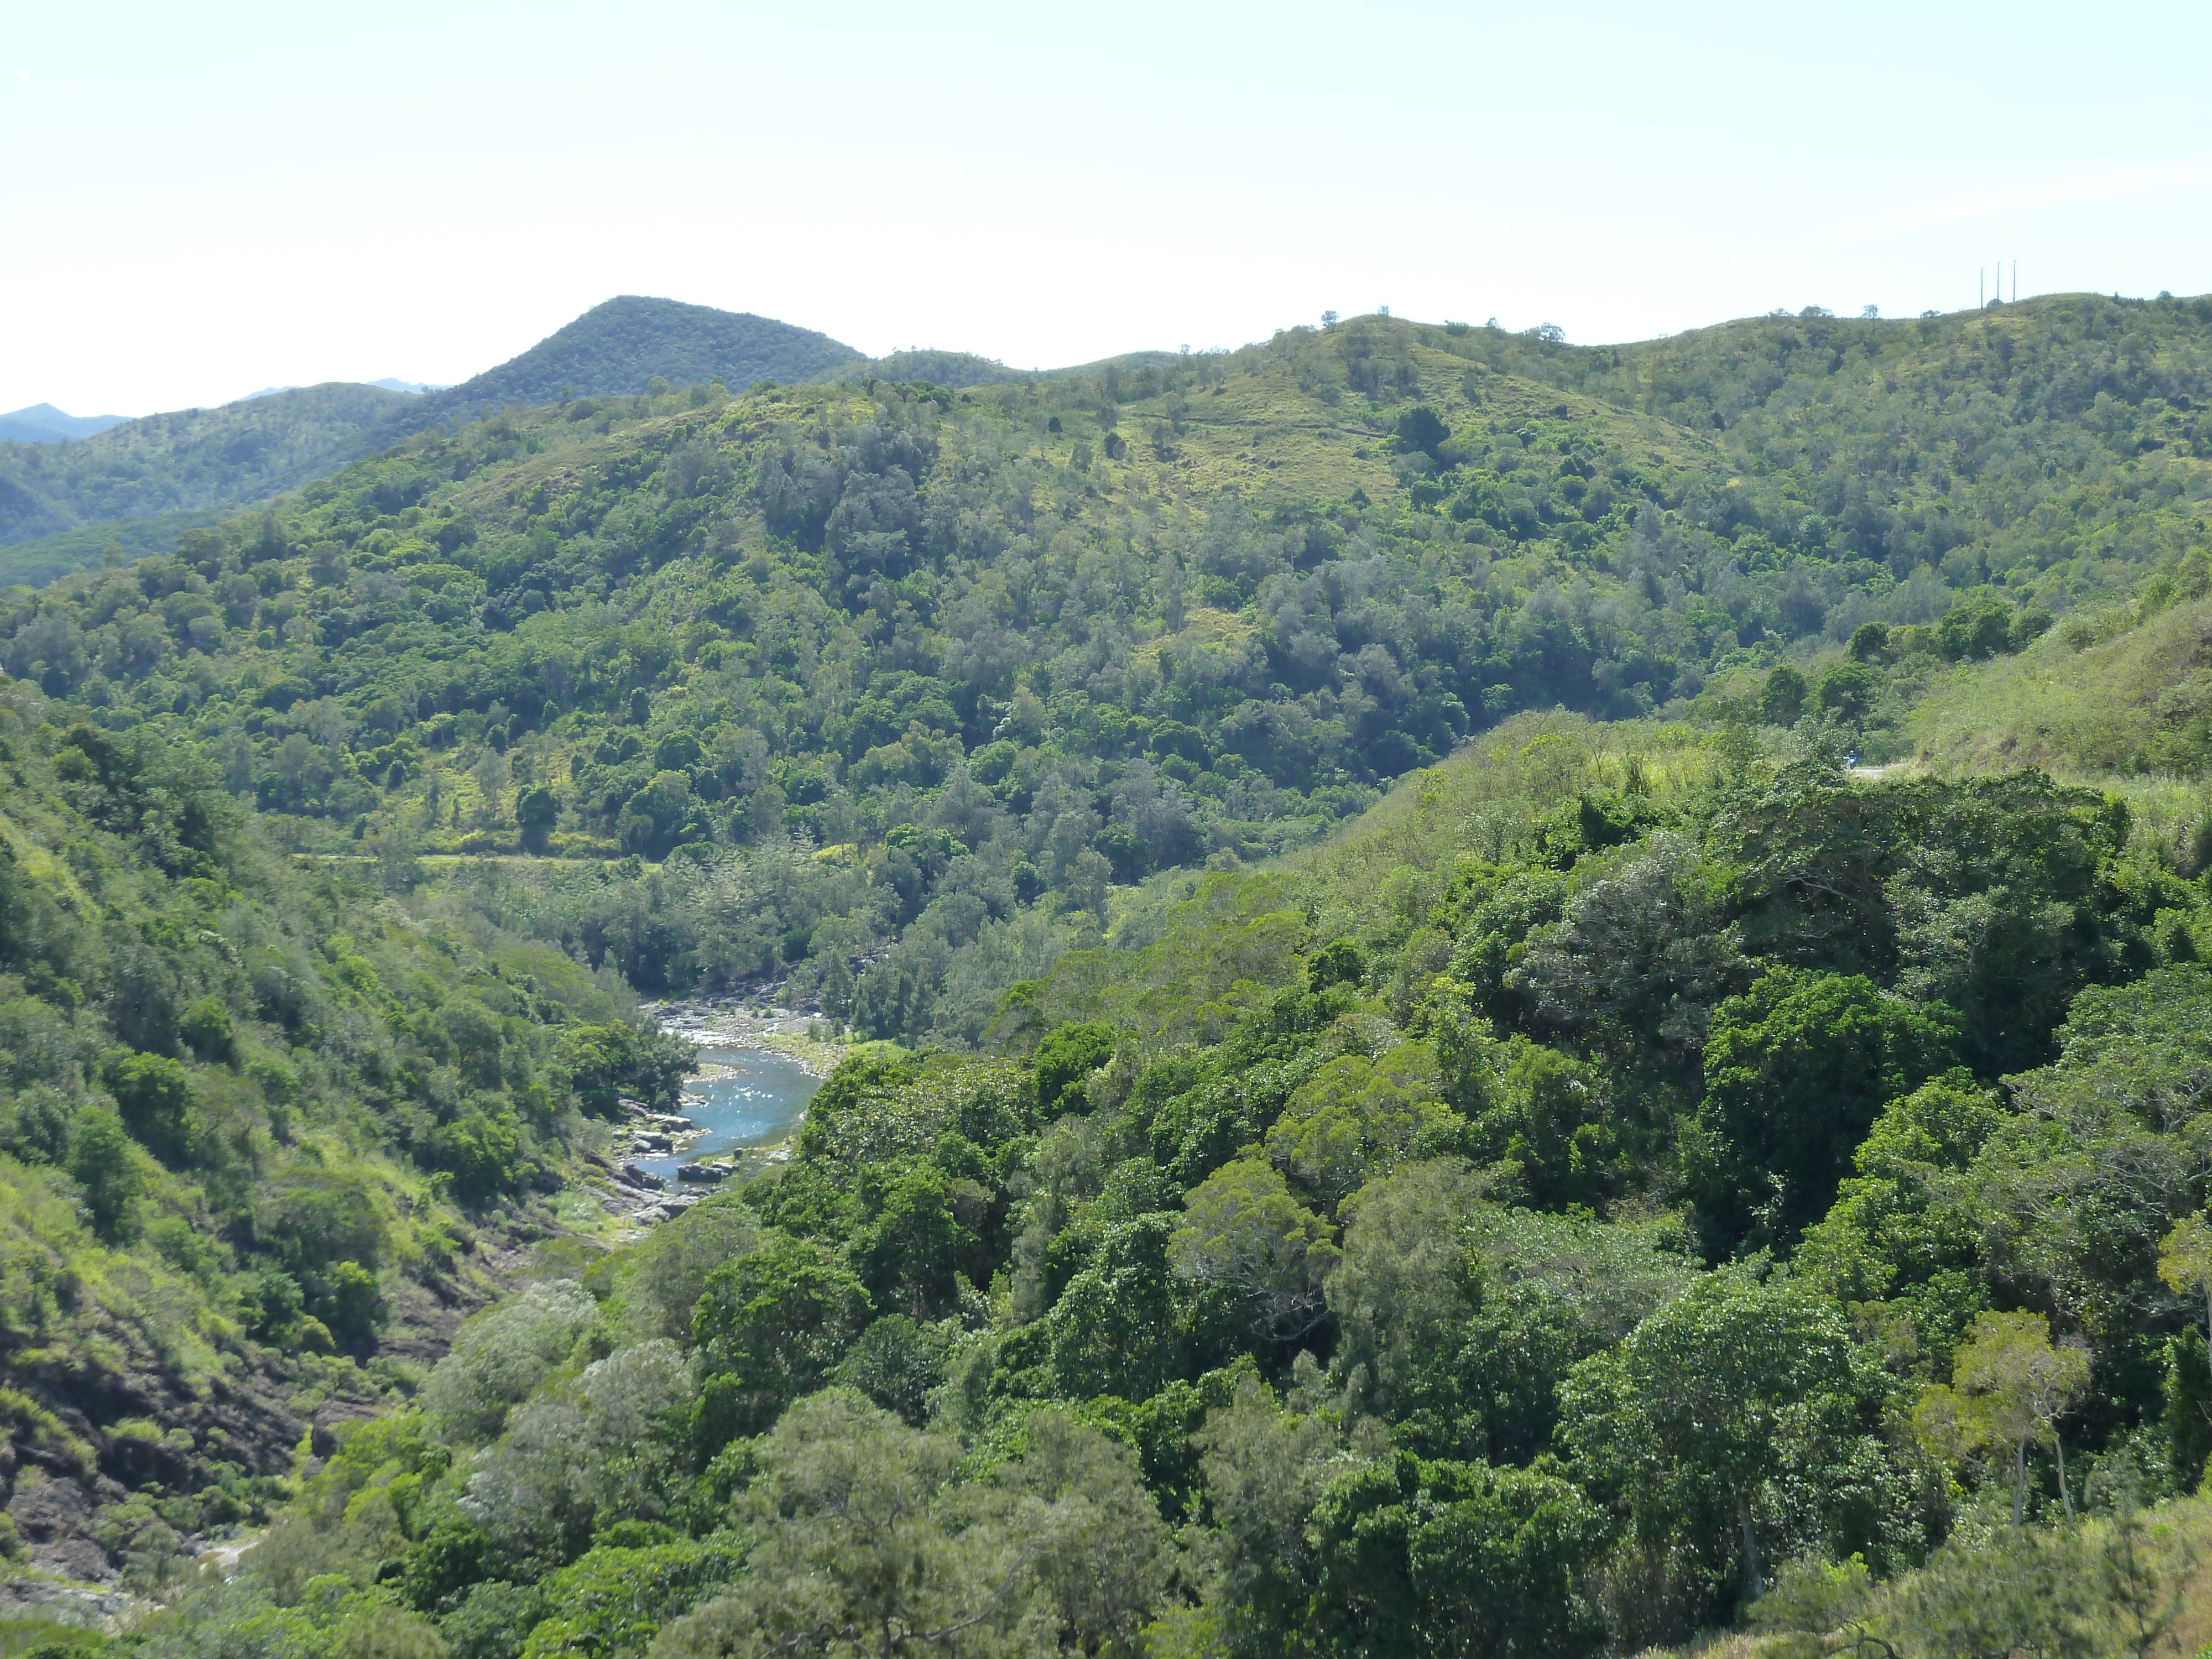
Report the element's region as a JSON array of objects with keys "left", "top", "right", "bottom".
[{"left": 15, "top": 291, "right": 2212, "bottom": 1648}]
